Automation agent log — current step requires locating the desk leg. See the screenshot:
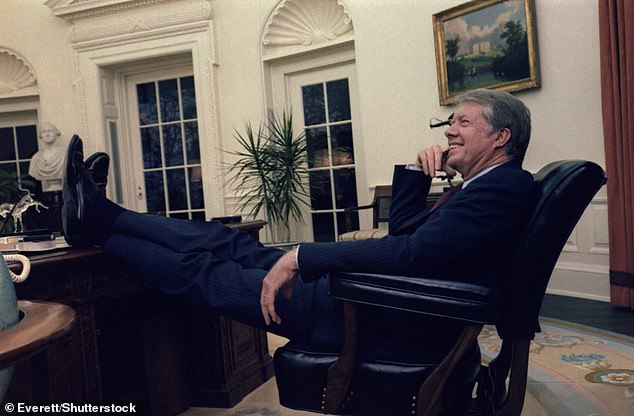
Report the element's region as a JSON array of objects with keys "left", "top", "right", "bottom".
[{"left": 77, "top": 303, "right": 102, "bottom": 400}]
